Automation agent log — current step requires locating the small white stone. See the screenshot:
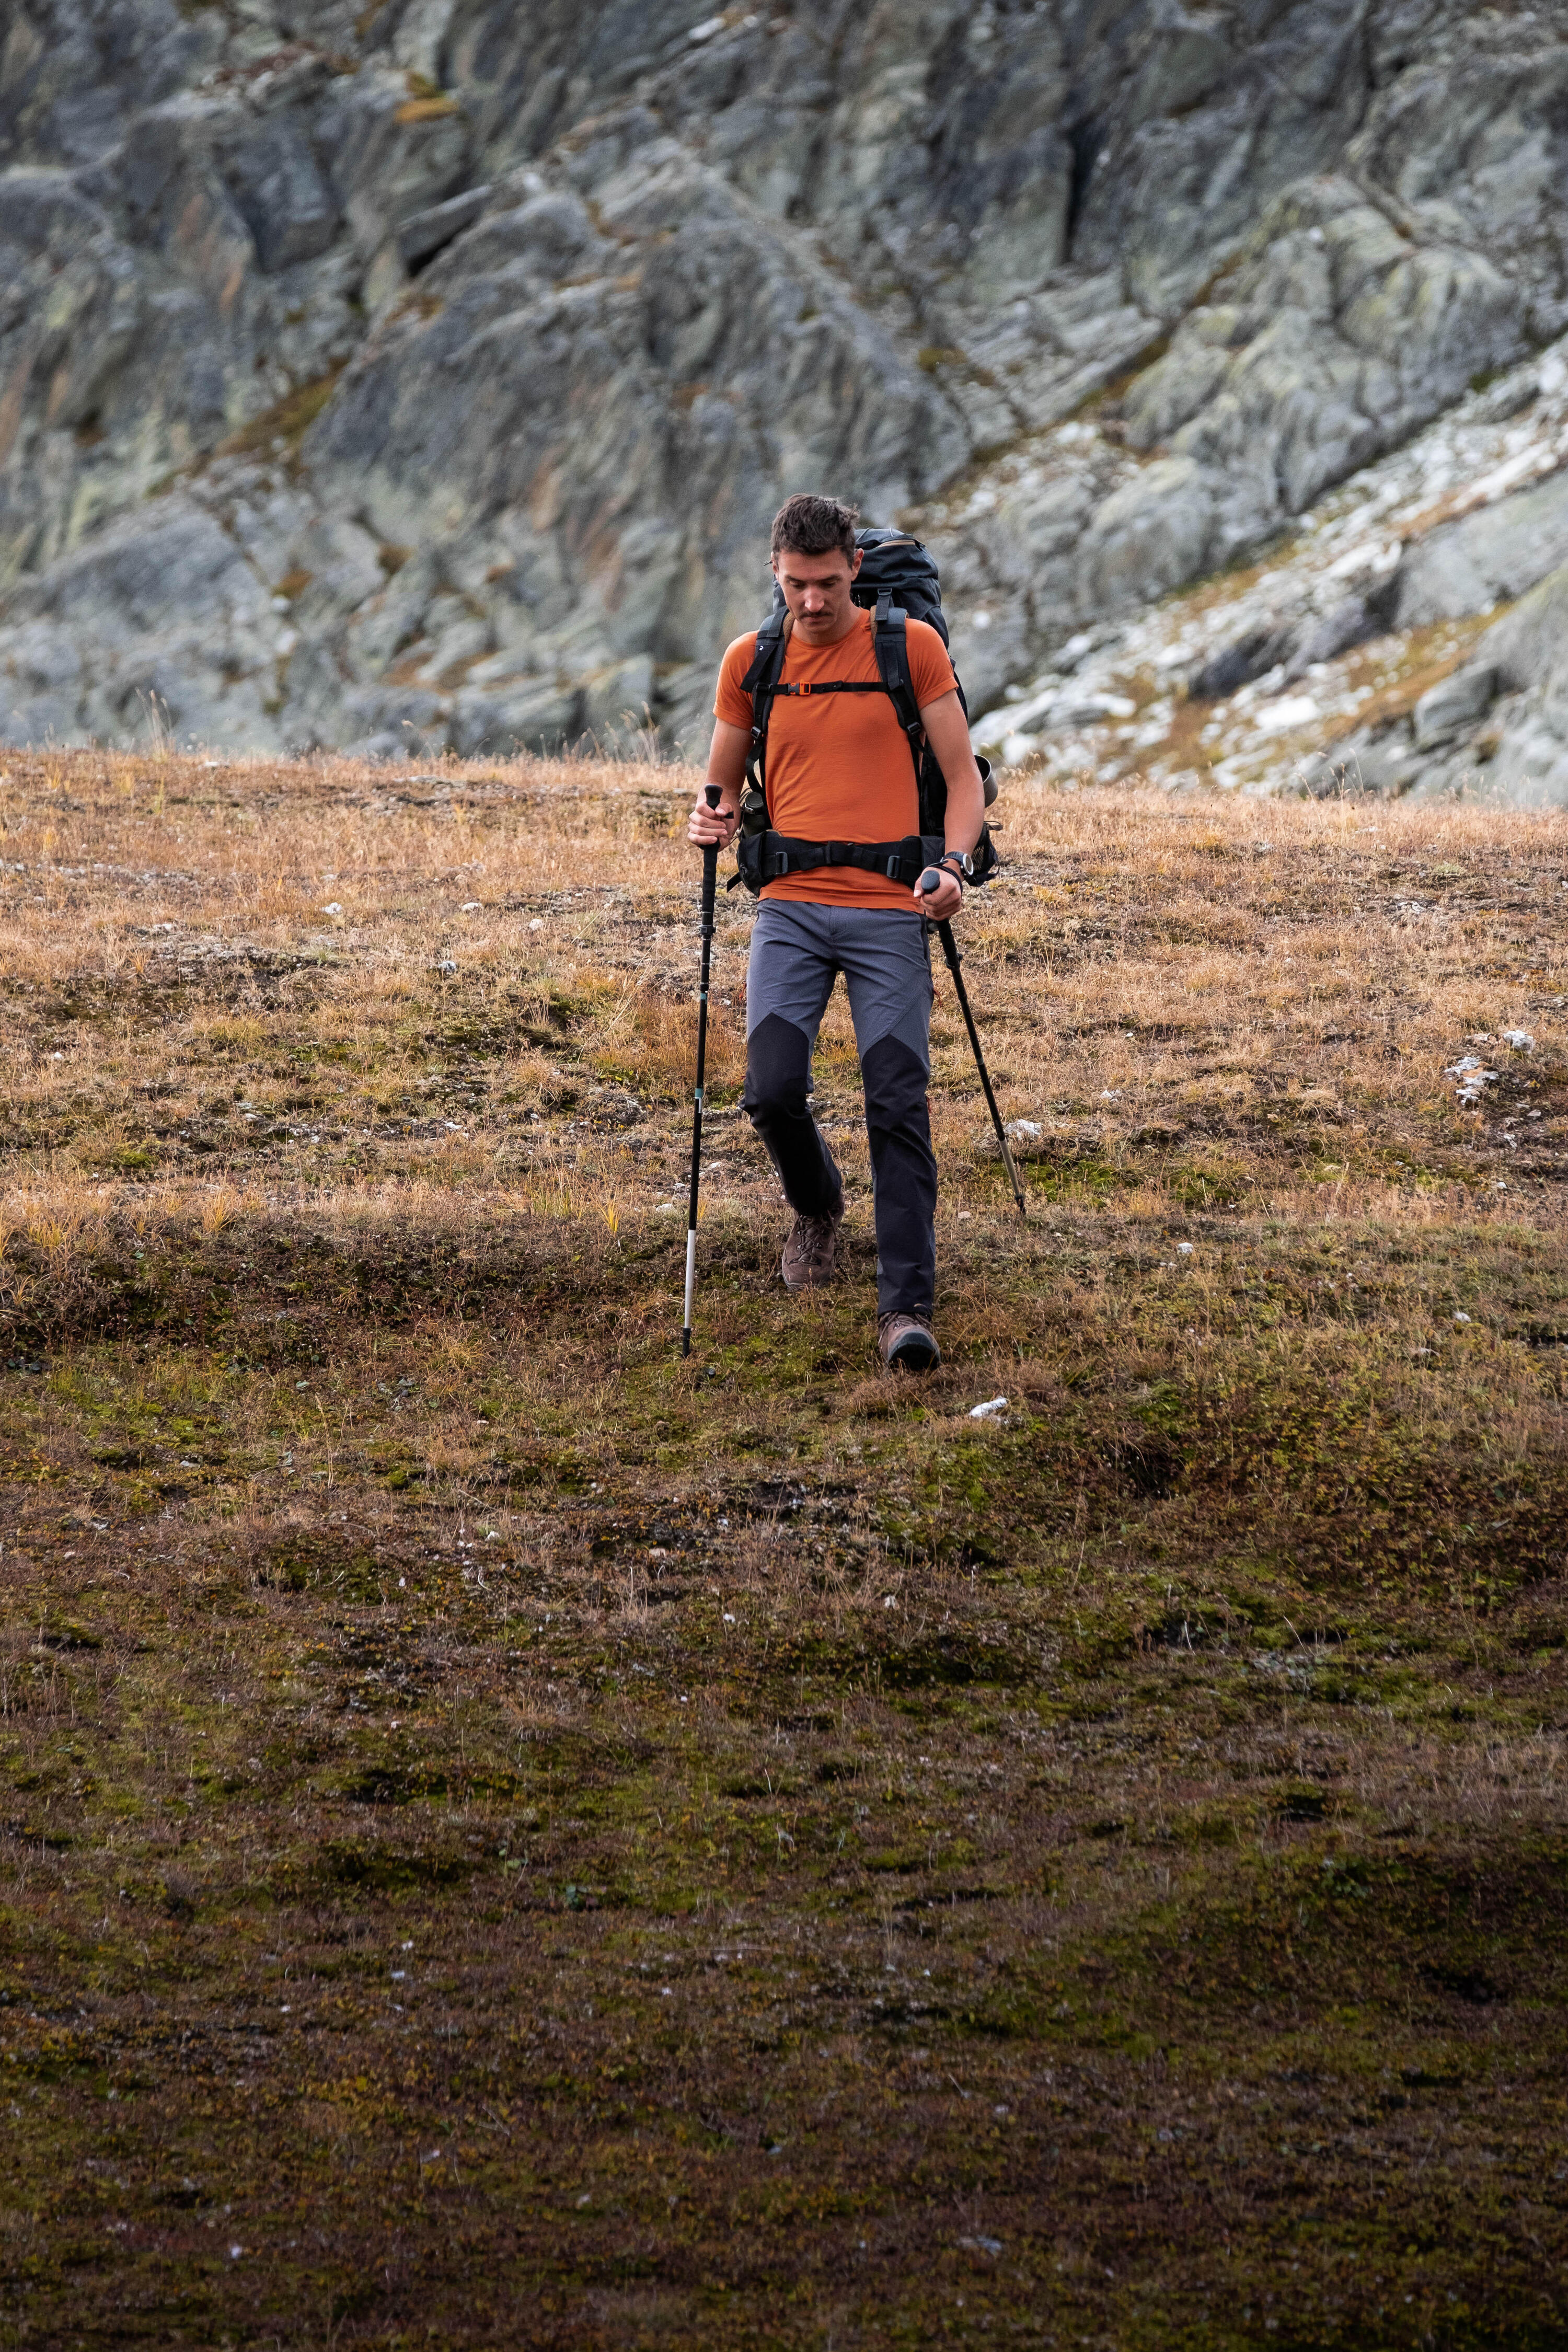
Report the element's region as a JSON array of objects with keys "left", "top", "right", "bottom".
[{"left": 1251, "top": 693, "right": 1320, "bottom": 735}]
